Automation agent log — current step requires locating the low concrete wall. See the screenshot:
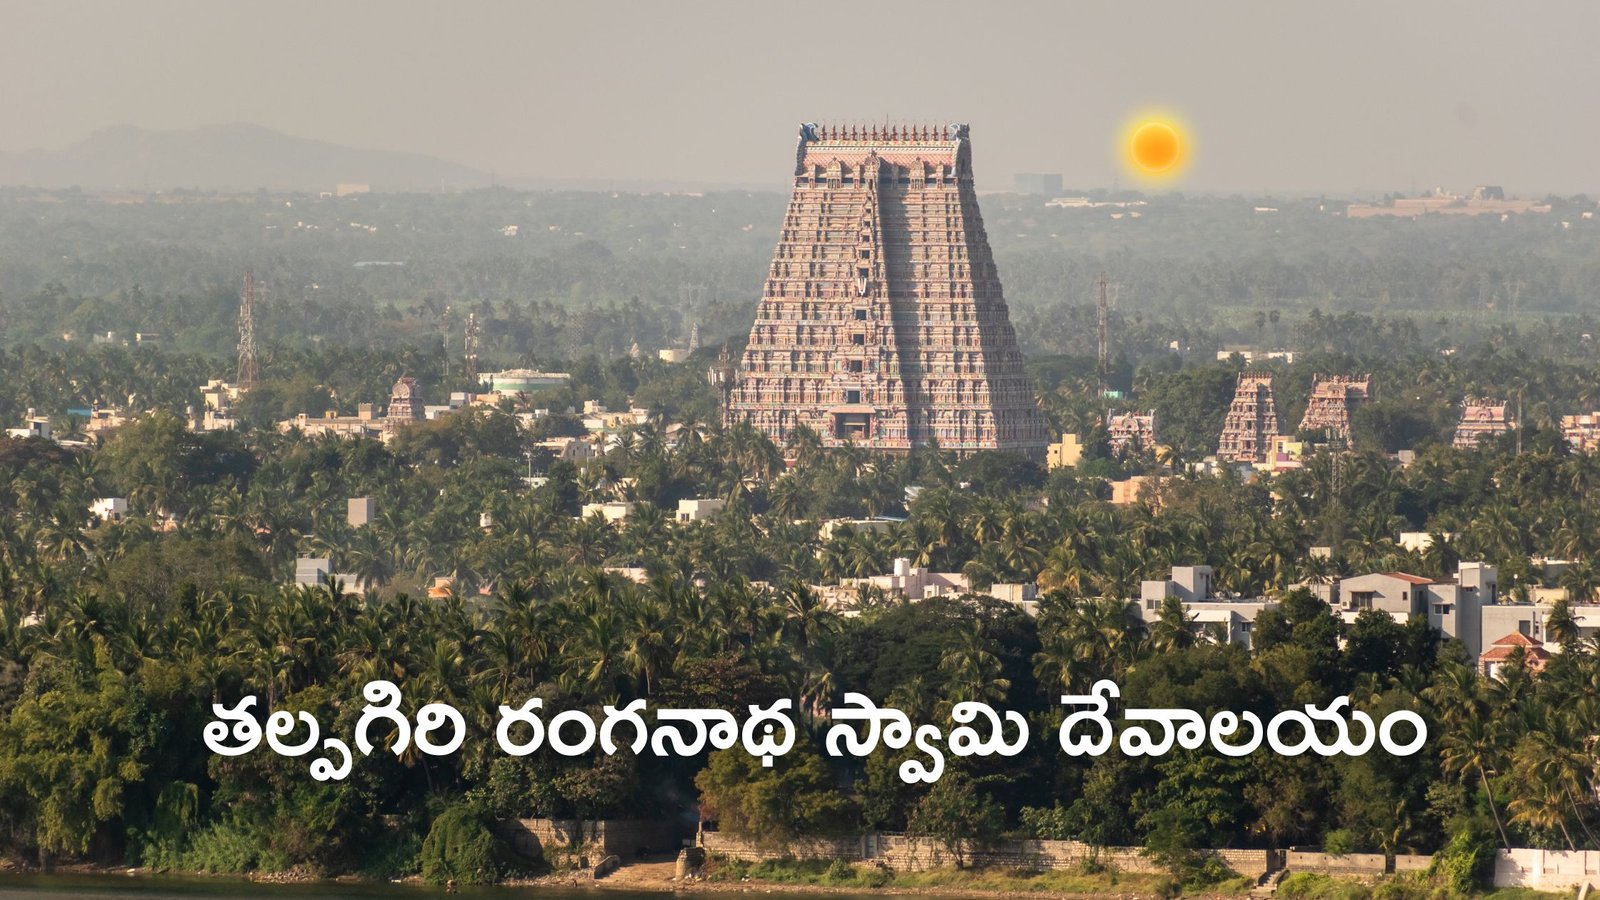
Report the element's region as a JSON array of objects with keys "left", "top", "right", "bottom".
[
  {"left": 1285, "top": 850, "right": 1388, "bottom": 878},
  {"left": 1495, "top": 848, "right": 1600, "bottom": 890},
  {"left": 1393, "top": 854, "right": 1432, "bottom": 873}
]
